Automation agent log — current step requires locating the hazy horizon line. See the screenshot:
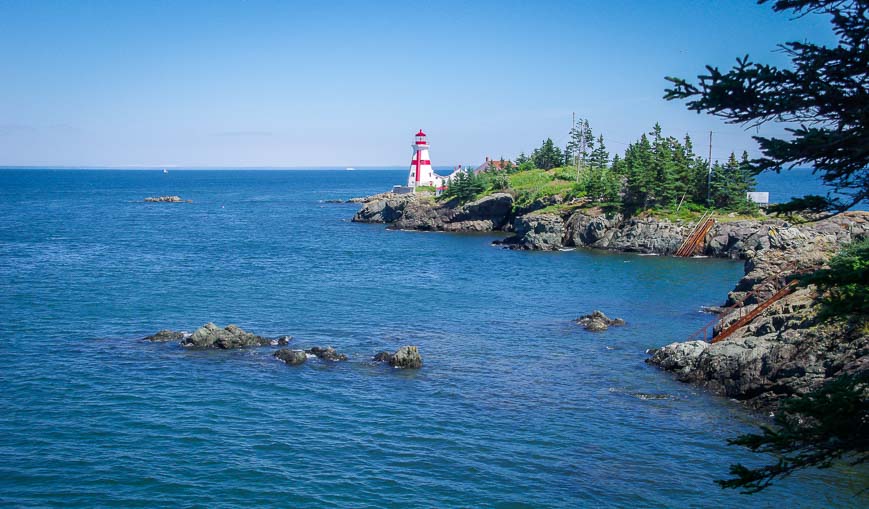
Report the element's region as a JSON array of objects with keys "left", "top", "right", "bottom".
[{"left": 0, "top": 165, "right": 419, "bottom": 170}]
